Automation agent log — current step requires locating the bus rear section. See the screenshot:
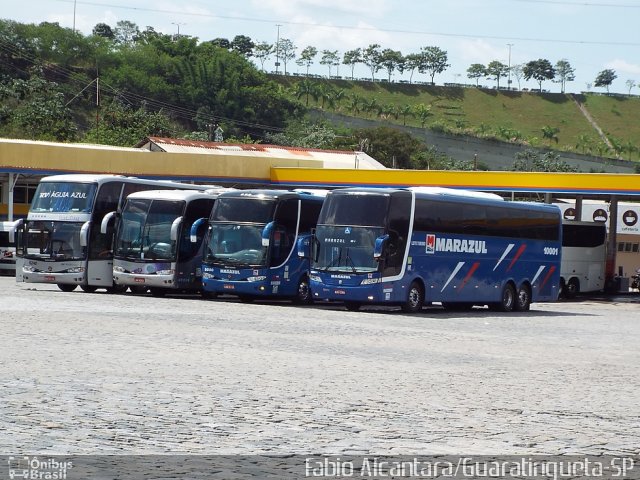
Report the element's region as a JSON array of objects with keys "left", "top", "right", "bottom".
[
  {"left": 112, "top": 189, "right": 223, "bottom": 296},
  {"left": 201, "top": 190, "right": 325, "bottom": 303},
  {"left": 0, "top": 221, "right": 16, "bottom": 276},
  {"left": 310, "top": 188, "right": 562, "bottom": 312},
  {"left": 560, "top": 220, "right": 607, "bottom": 298}
]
